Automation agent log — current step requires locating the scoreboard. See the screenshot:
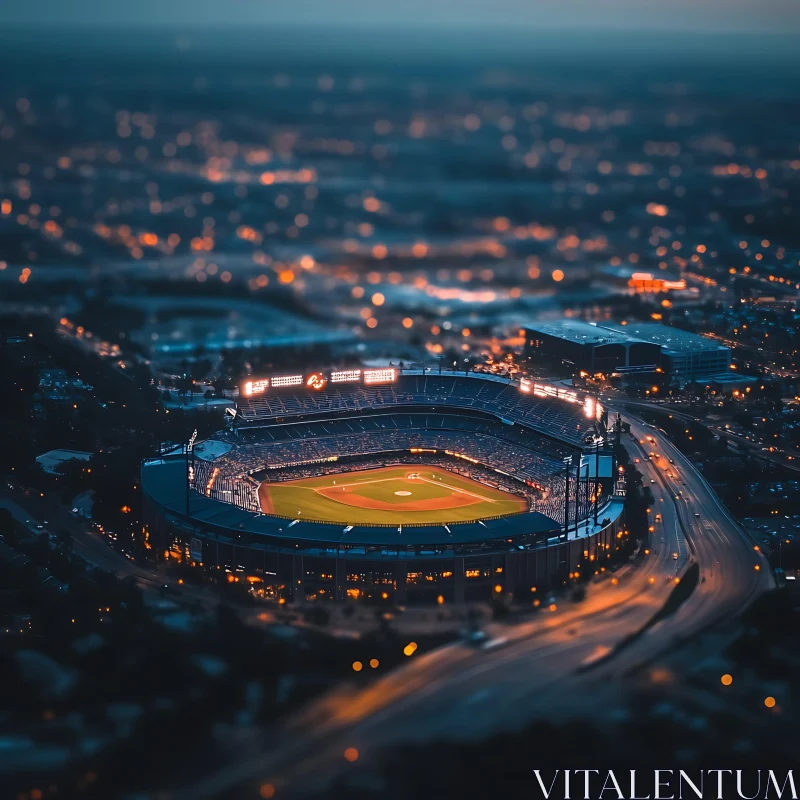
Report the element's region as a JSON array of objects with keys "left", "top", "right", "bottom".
[{"left": 241, "top": 368, "right": 397, "bottom": 397}]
